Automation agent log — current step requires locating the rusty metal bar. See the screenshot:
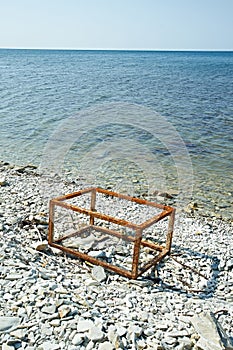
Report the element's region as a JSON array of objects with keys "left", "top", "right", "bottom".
[
  {"left": 139, "top": 209, "right": 172, "bottom": 230},
  {"left": 92, "top": 226, "right": 166, "bottom": 253},
  {"left": 140, "top": 239, "right": 164, "bottom": 251},
  {"left": 95, "top": 187, "right": 173, "bottom": 211},
  {"left": 54, "top": 225, "right": 135, "bottom": 245},
  {"left": 54, "top": 187, "right": 94, "bottom": 201},
  {"left": 49, "top": 241, "right": 133, "bottom": 279},
  {"left": 131, "top": 229, "right": 142, "bottom": 279},
  {"left": 90, "top": 188, "right": 96, "bottom": 225},
  {"left": 54, "top": 225, "right": 165, "bottom": 252},
  {"left": 54, "top": 226, "right": 90, "bottom": 244},
  {"left": 138, "top": 249, "right": 169, "bottom": 277},
  {"left": 48, "top": 200, "right": 55, "bottom": 245},
  {"left": 166, "top": 208, "right": 175, "bottom": 252},
  {"left": 90, "top": 225, "right": 137, "bottom": 243},
  {"left": 52, "top": 199, "right": 140, "bottom": 229},
  {"left": 91, "top": 225, "right": 165, "bottom": 252}
]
